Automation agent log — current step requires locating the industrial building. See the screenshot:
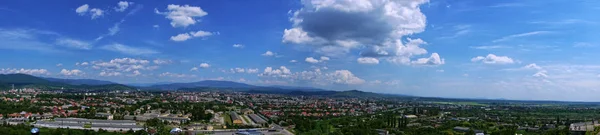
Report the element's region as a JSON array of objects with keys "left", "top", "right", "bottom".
[
  {"left": 34, "top": 118, "right": 143, "bottom": 131},
  {"left": 229, "top": 112, "right": 243, "bottom": 125}
]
